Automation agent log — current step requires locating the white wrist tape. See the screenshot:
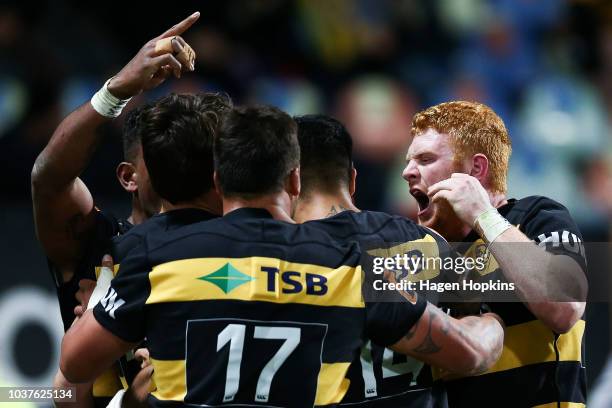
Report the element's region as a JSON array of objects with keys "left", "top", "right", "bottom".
[
  {"left": 474, "top": 207, "right": 512, "bottom": 243},
  {"left": 90, "top": 78, "right": 131, "bottom": 118},
  {"left": 87, "top": 265, "right": 114, "bottom": 310},
  {"left": 106, "top": 389, "right": 125, "bottom": 408}
]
